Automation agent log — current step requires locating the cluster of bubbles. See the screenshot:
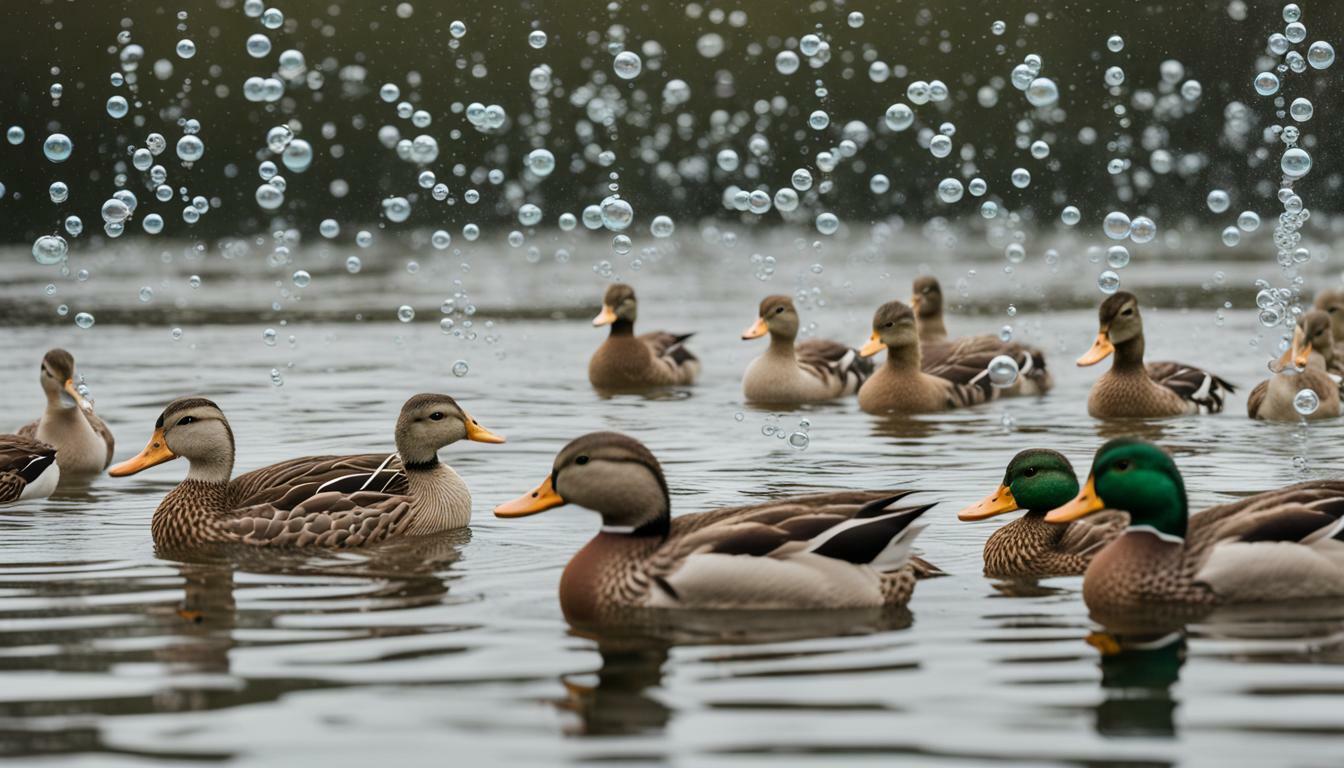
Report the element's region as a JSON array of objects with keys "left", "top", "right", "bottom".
[{"left": 755, "top": 413, "right": 811, "bottom": 451}]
